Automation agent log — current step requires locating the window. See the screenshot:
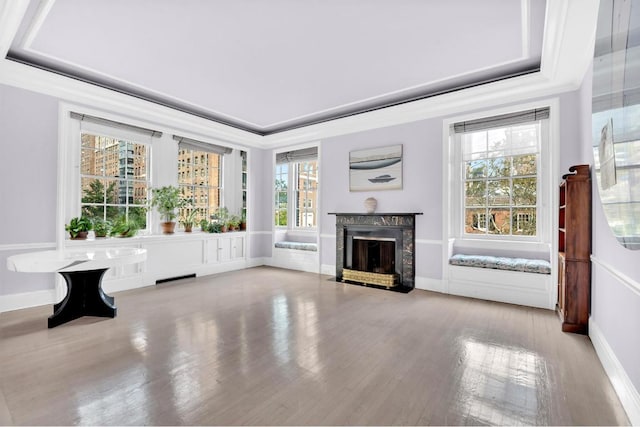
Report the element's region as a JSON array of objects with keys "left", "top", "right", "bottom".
[
  {"left": 177, "top": 148, "right": 221, "bottom": 225},
  {"left": 275, "top": 147, "right": 319, "bottom": 229},
  {"left": 80, "top": 133, "right": 150, "bottom": 229},
  {"left": 241, "top": 150, "right": 248, "bottom": 220},
  {"left": 453, "top": 108, "right": 549, "bottom": 239},
  {"left": 275, "top": 163, "right": 289, "bottom": 227}
]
